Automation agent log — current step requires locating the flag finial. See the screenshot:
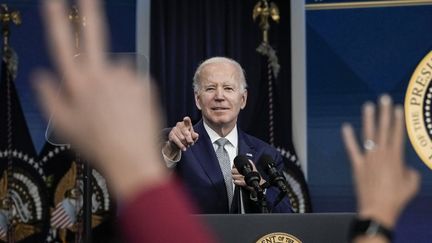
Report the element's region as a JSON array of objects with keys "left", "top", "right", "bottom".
[
  {"left": 253, "top": 0, "right": 280, "bottom": 44},
  {"left": 0, "top": 5, "right": 21, "bottom": 53}
]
